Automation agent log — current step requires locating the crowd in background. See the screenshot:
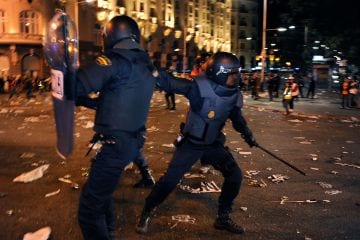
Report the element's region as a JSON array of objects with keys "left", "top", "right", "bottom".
[
  {"left": 0, "top": 56, "right": 359, "bottom": 111},
  {"left": 0, "top": 70, "right": 51, "bottom": 99}
]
